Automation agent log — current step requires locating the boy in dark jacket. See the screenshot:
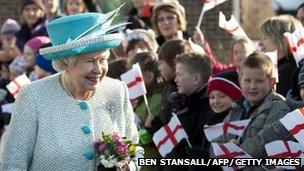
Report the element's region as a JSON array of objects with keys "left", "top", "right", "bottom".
[{"left": 164, "top": 52, "right": 212, "bottom": 171}]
